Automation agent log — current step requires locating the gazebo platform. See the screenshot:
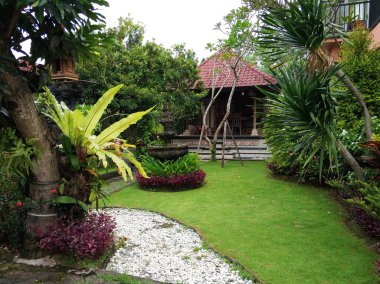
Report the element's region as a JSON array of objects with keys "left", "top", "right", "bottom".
[{"left": 173, "top": 135, "right": 271, "bottom": 161}]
